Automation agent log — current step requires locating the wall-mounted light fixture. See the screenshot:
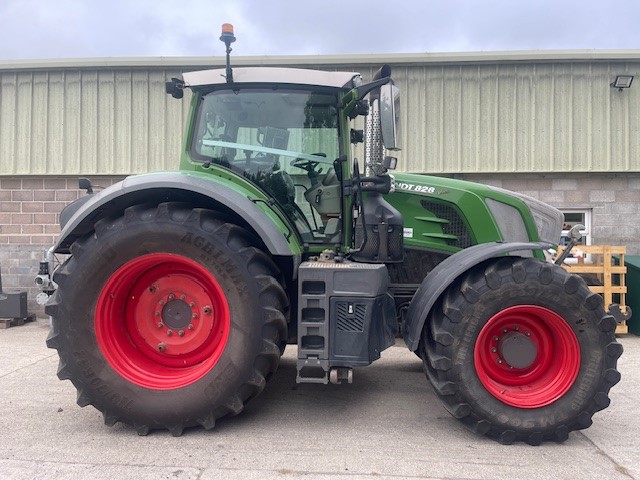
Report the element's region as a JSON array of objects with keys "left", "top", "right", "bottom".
[{"left": 611, "top": 75, "right": 634, "bottom": 92}]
